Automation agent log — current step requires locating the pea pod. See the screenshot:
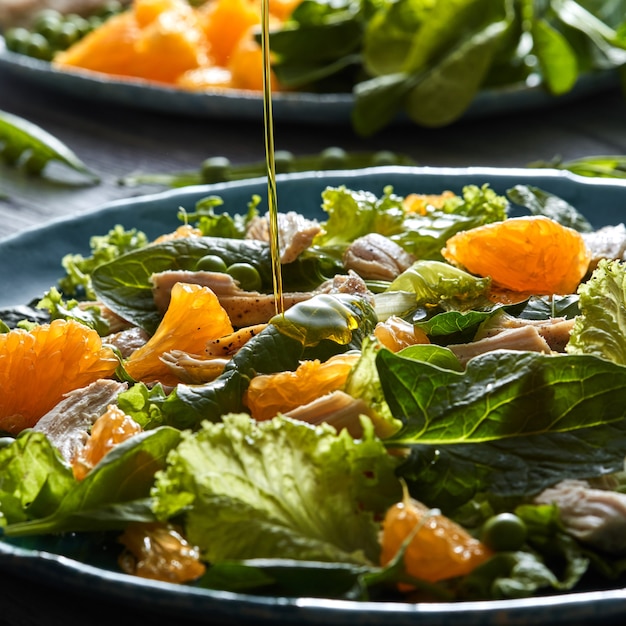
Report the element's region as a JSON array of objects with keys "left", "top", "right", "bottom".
[{"left": 0, "top": 109, "right": 100, "bottom": 184}]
